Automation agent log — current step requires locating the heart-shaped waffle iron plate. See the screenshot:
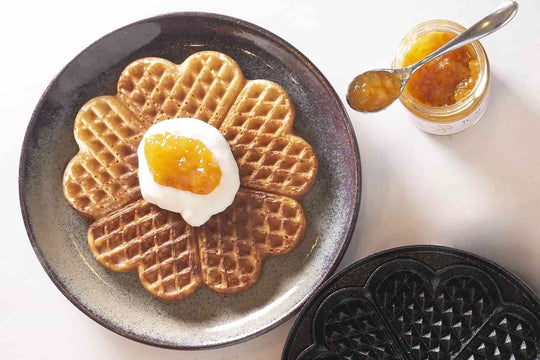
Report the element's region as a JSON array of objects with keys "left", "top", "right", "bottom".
[{"left": 282, "top": 246, "right": 540, "bottom": 360}]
